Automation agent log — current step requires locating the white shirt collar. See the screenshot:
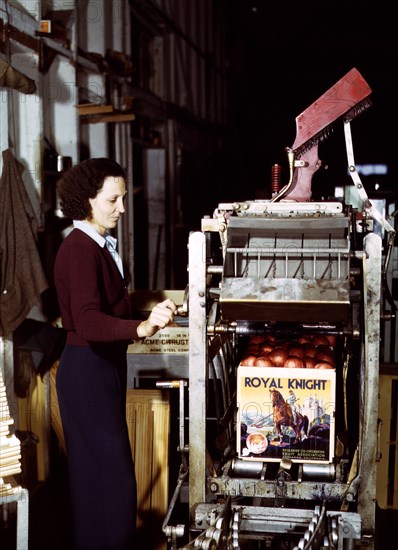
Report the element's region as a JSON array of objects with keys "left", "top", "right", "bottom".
[
  {"left": 73, "top": 220, "right": 106, "bottom": 247},
  {"left": 73, "top": 220, "right": 123, "bottom": 277}
]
